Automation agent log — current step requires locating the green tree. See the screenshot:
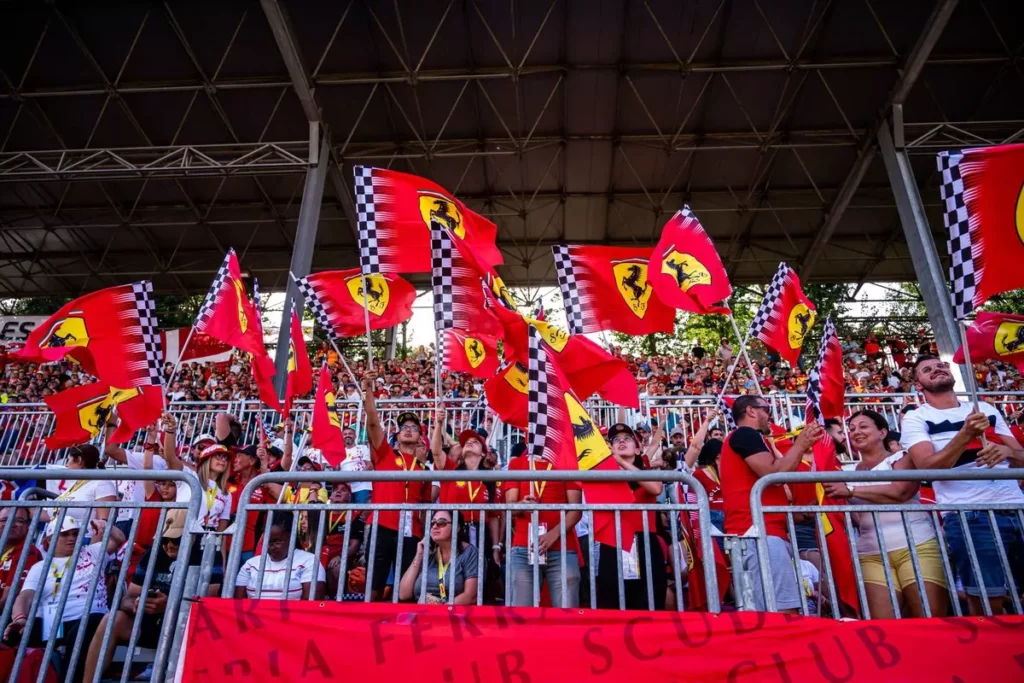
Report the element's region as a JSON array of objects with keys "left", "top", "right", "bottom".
[{"left": 0, "top": 296, "right": 72, "bottom": 316}]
